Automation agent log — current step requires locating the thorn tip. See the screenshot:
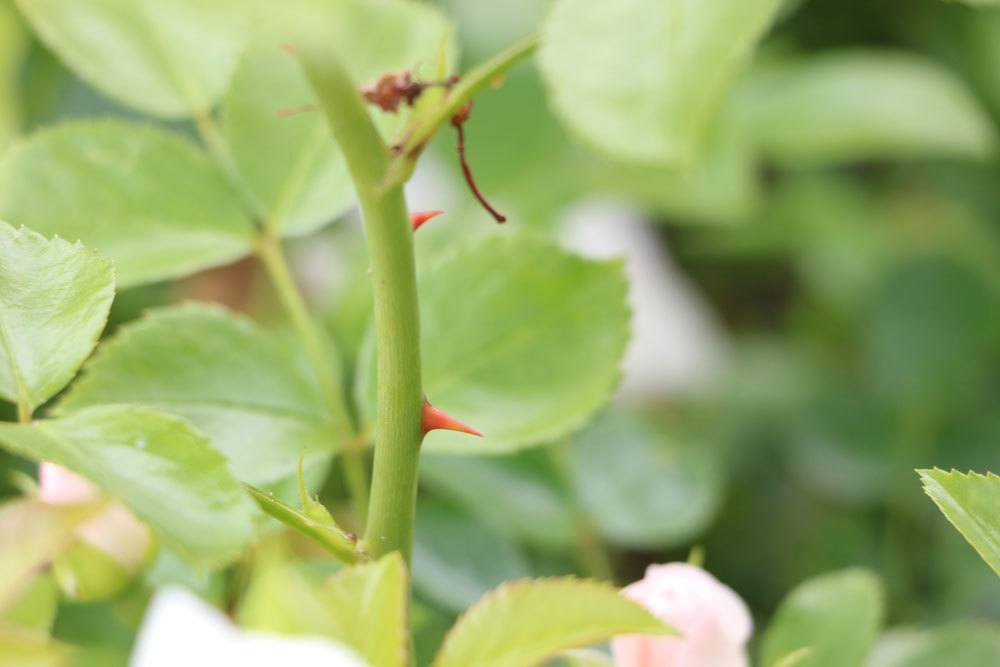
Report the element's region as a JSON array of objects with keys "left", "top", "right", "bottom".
[
  {"left": 410, "top": 210, "right": 445, "bottom": 231},
  {"left": 421, "top": 399, "right": 483, "bottom": 438}
]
